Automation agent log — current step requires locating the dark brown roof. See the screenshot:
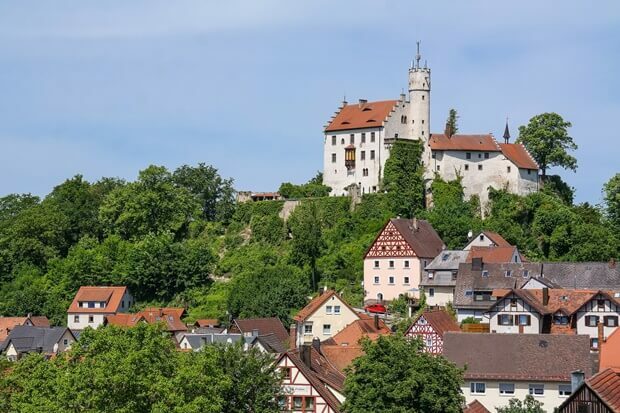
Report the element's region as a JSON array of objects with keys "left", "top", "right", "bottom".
[
  {"left": 29, "top": 316, "right": 50, "bottom": 328},
  {"left": 480, "top": 231, "right": 511, "bottom": 247},
  {"left": 499, "top": 143, "right": 539, "bottom": 170},
  {"left": 325, "top": 100, "right": 398, "bottom": 132},
  {"left": 443, "top": 332, "right": 595, "bottom": 382},
  {"left": 387, "top": 218, "right": 445, "bottom": 259},
  {"left": 429, "top": 134, "right": 500, "bottom": 151},
  {"left": 585, "top": 368, "right": 620, "bottom": 411},
  {"left": 293, "top": 290, "right": 358, "bottom": 323},
  {"left": 407, "top": 309, "right": 460, "bottom": 337},
  {"left": 231, "top": 317, "right": 289, "bottom": 344},
  {"left": 463, "top": 400, "right": 491, "bottom": 413}
]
